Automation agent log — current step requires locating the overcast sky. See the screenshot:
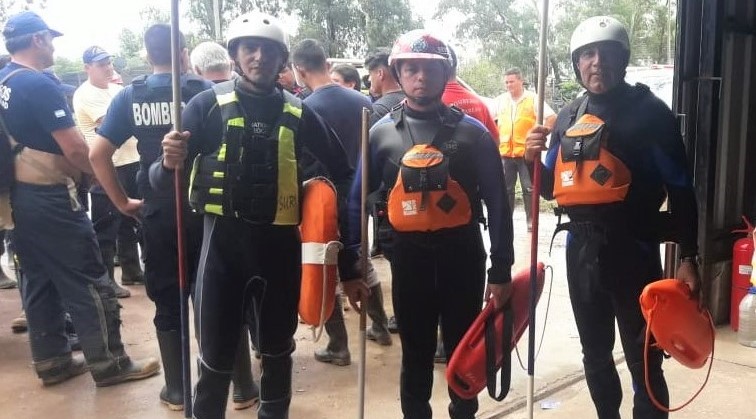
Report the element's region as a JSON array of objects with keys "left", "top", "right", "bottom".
[{"left": 32, "top": 0, "right": 447, "bottom": 60}]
